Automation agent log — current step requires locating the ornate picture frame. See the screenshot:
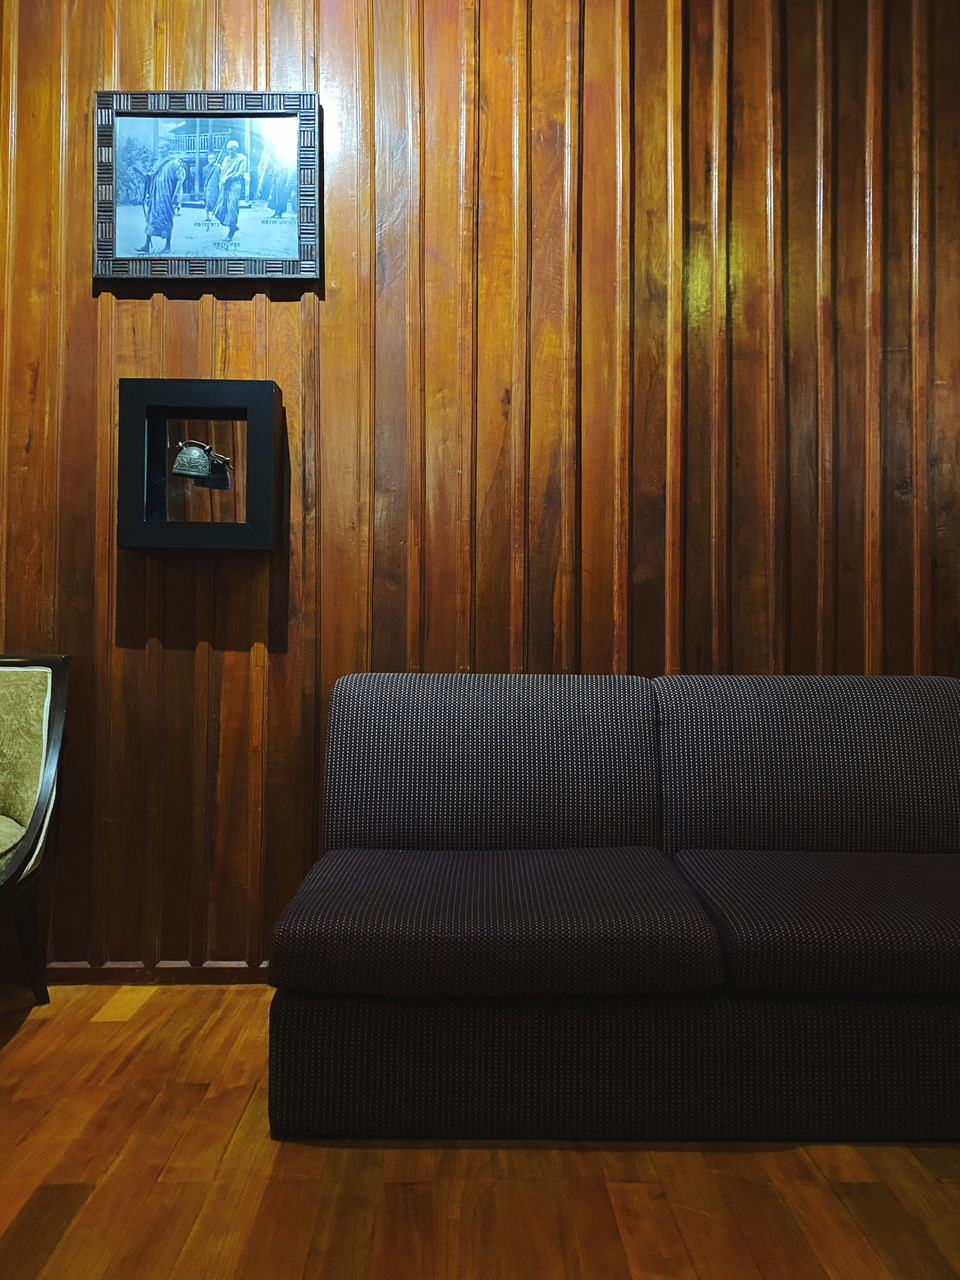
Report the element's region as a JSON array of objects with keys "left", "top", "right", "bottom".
[{"left": 94, "top": 91, "right": 320, "bottom": 280}]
